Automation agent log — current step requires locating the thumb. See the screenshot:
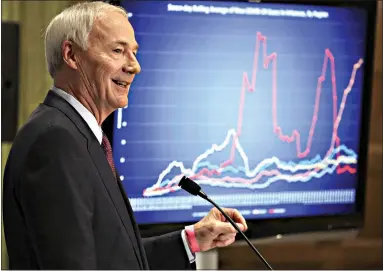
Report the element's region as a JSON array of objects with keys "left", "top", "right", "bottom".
[{"left": 236, "top": 222, "right": 245, "bottom": 232}]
